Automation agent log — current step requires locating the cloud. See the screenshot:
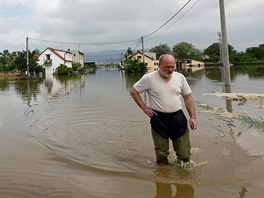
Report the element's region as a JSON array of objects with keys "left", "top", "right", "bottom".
[{"left": 0, "top": 0, "right": 263, "bottom": 53}]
